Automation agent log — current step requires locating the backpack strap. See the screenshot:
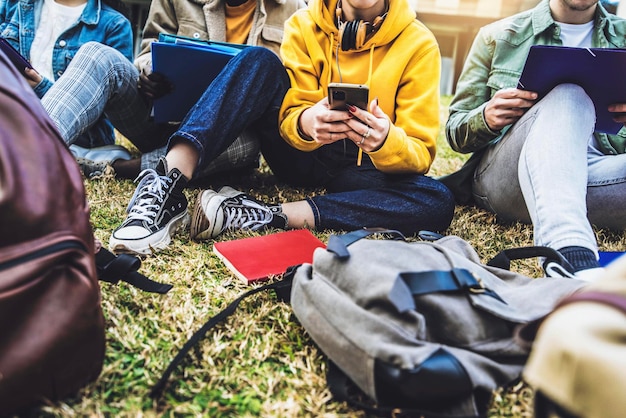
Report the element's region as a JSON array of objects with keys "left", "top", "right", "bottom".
[
  {"left": 327, "top": 228, "right": 405, "bottom": 259},
  {"left": 95, "top": 248, "right": 173, "bottom": 294},
  {"left": 399, "top": 268, "right": 505, "bottom": 303},
  {"left": 487, "top": 246, "right": 574, "bottom": 274},
  {"left": 150, "top": 273, "right": 294, "bottom": 399}
]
